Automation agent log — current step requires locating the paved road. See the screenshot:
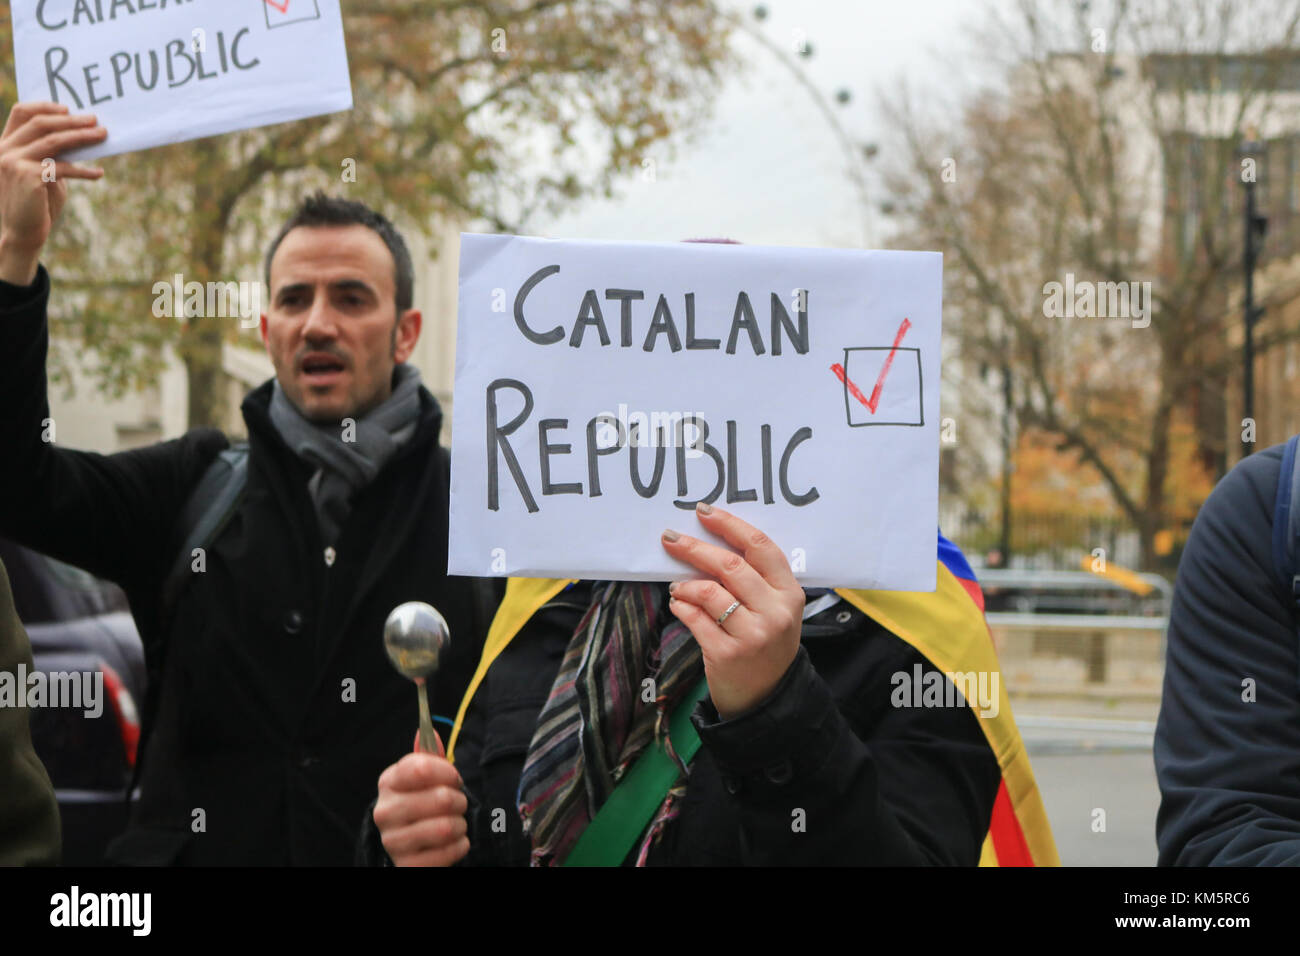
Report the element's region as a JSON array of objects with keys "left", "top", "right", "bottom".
[{"left": 1015, "top": 709, "right": 1161, "bottom": 866}]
